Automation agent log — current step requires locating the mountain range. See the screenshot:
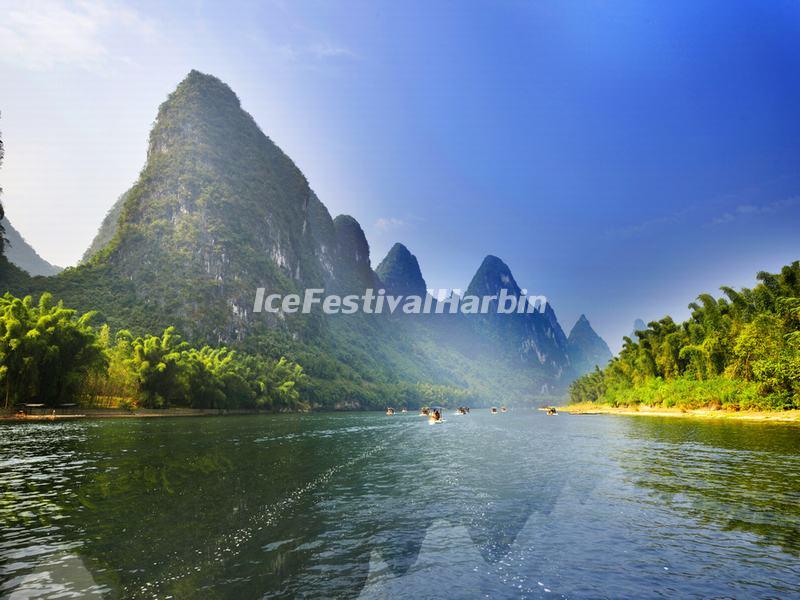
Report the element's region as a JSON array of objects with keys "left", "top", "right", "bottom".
[
  {"left": 1, "top": 71, "right": 611, "bottom": 406},
  {"left": 0, "top": 217, "right": 62, "bottom": 276}
]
